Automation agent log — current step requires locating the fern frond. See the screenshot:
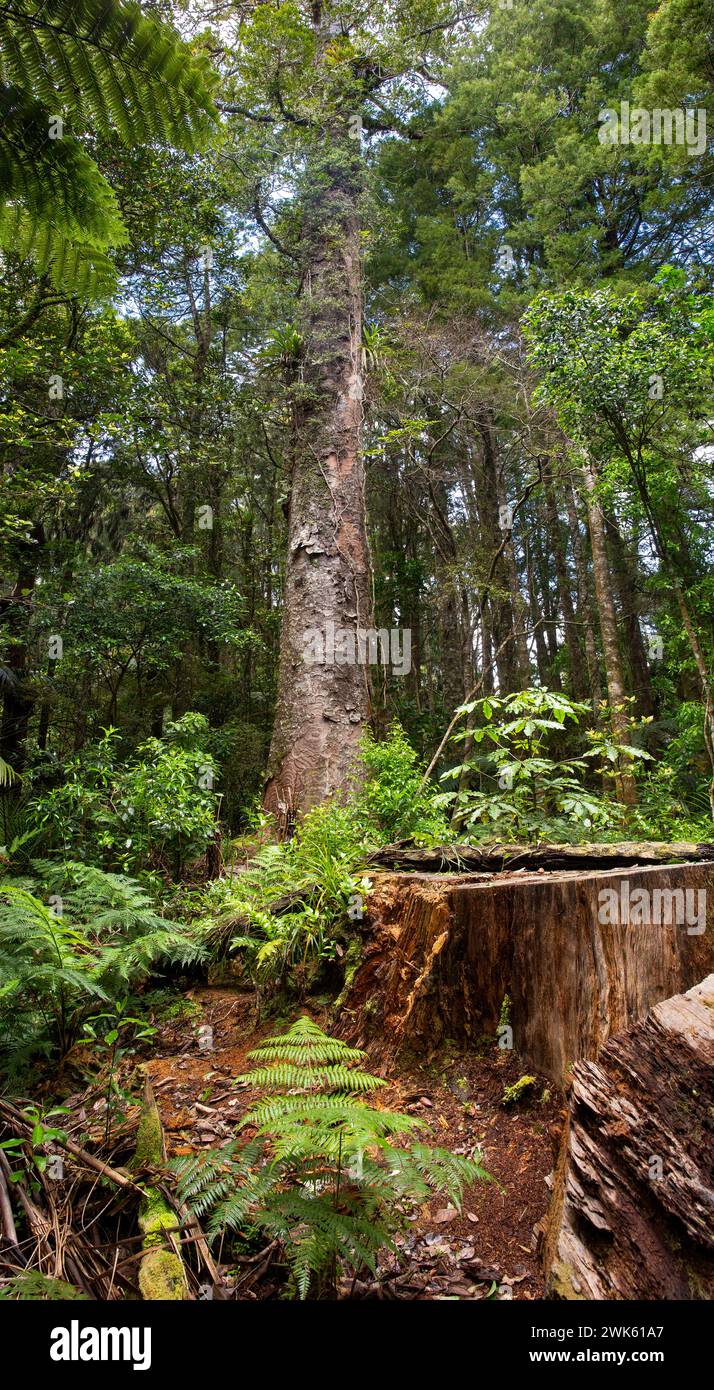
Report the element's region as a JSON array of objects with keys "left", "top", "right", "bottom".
[
  {"left": 247, "top": 1040, "right": 366, "bottom": 1066},
  {"left": 0, "top": 756, "right": 19, "bottom": 787},
  {"left": 0, "top": 1, "right": 216, "bottom": 147},
  {"left": 241, "top": 1064, "right": 385, "bottom": 1094},
  {"left": 0, "top": 0, "right": 216, "bottom": 296},
  {"left": 170, "top": 1017, "right": 490, "bottom": 1299}
]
